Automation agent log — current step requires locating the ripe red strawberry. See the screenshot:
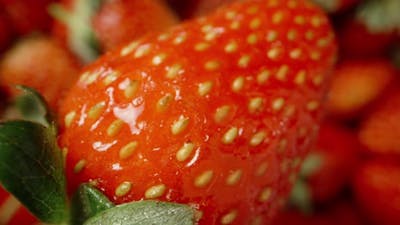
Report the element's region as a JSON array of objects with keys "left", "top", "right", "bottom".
[
  {"left": 0, "top": 36, "right": 81, "bottom": 110},
  {"left": 0, "top": 0, "right": 55, "bottom": 35},
  {"left": 0, "top": 188, "right": 38, "bottom": 225},
  {"left": 51, "top": 0, "right": 179, "bottom": 63},
  {"left": 353, "top": 159, "right": 400, "bottom": 225},
  {"left": 300, "top": 122, "right": 360, "bottom": 203},
  {"left": 59, "top": 0, "right": 337, "bottom": 224},
  {"left": 358, "top": 87, "right": 400, "bottom": 155},
  {"left": 312, "top": 0, "right": 360, "bottom": 13},
  {"left": 326, "top": 59, "right": 395, "bottom": 118}
]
